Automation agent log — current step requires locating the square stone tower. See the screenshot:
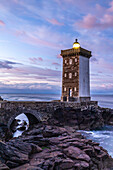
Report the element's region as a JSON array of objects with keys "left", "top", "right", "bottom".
[{"left": 61, "top": 39, "right": 92, "bottom": 102}]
